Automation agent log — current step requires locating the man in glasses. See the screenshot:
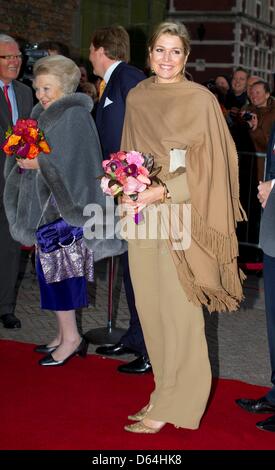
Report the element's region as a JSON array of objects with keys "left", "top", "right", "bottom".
[{"left": 0, "top": 34, "right": 33, "bottom": 329}]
